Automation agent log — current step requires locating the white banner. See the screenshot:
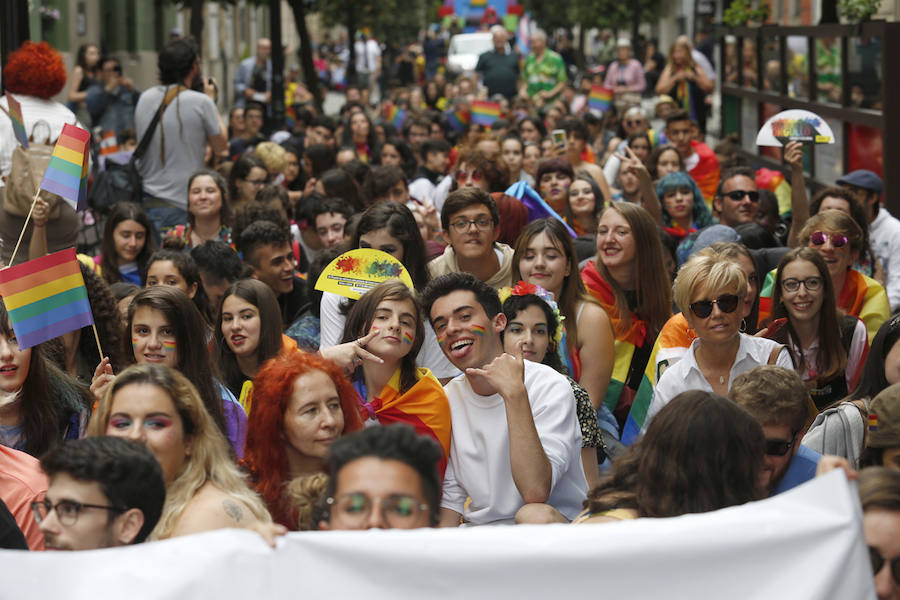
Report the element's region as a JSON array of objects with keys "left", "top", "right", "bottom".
[{"left": 0, "top": 471, "right": 874, "bottom": 600}]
